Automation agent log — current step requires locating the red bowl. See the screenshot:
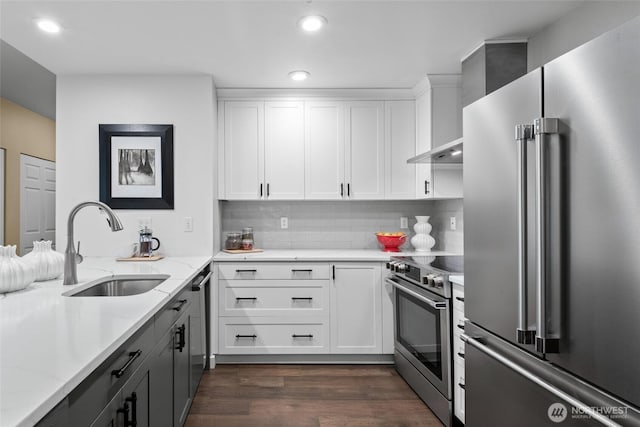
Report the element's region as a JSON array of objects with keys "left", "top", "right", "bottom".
[{"left": 375, "top": 233, "right": 407, "bottom": 252}]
